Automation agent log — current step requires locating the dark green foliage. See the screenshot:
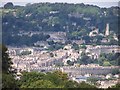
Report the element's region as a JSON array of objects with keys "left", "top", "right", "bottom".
[
  {"left": 25, "top": 80, "right": 56, "bottom": 88},
  {"left": 48, "top": 43, "right": 63, "bottom": 51},
  {"left": 4, "top": 2, "right": 14, "bottom": 9},
  {"left": 18, "top": 71, "right": 68, "bottom": 88},
  {"left": 111, "top": 68, "right": 120, "bottom": 75},
  {"left": 98, "top": 53, "right": 120, "bottom": 66},
  {"left": 78, "top": 81, "right": 96, "bottom": 88},
  {"left": 2, "top": 73, "right": 17, "bottom": 89},
  {"left": 3, "top": 32, "right": 50, "bottom": 46},
  {"left": 1, "top": 44, "right": 12, "bottom": 74},
  {"left": 67, "top": 60, "right": 74, "bottom": 66},
  {"left": 1, "top": 45, "right": 18, "bottom": 89},
  {"left": 78, "top": 52, "right": 120, "bottom": 66},
  {"left": 64, "top": 80, "right": 79, "bottom": 88},
  {"left": 77, "top": 53, "right": 93, "bottom": 65},
  {"left": 18, "top": 71, "right": 45, "bottom": 87},
  {"left": 72, "top": 43, "right": 79, "bottom": 50},
  {"left": 49, "top": 53, "right": 54, "bottom": 57},
  {"left": 2, "top": 3, "right": 120, "bottom": 46},
  {"left": 18, "top": 70, "right": 97, "bottom": 88},
  {"left": 44, "top": 71, "right": 68, "bottom": 86},
  {"left": 111, "top": 83, "right": 120, "bottom": 89}
]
